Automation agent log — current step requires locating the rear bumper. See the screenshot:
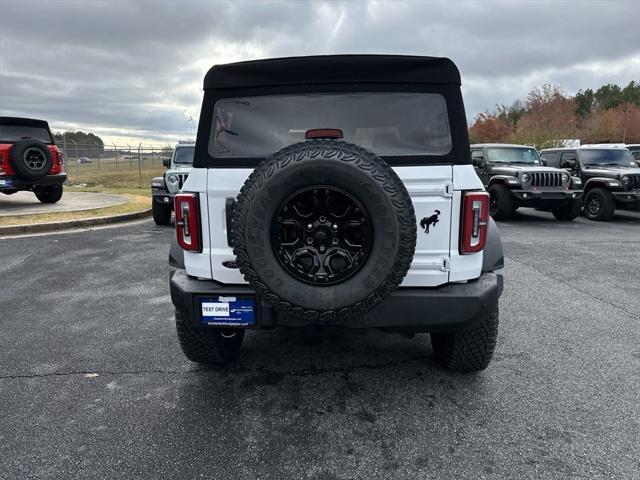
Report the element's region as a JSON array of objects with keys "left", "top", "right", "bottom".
[
  {"left": 169, "top": 270, "right": 503, "bottom": 333},
  {"left": 510, "top": 189, "right": 582, "bottom": 207},
  {"left": 0, "top": 173, "right": 66, "bottom": 190}
]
